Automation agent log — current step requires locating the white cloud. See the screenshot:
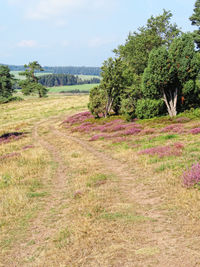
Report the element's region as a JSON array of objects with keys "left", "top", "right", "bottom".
[
  {"left": 61, "top": 40, "right": 70, "bottom": 47},
  {"left": 88, "top": 37, "right": 115, "bottom": 48},
  {"left": 8, "top": 0, "right": 116, "bottom": 20},
  {"left": 26, "top": 0, "right": 85, "bottom": 20},
  {"left": 17, "top": 40, "right": 38, "bottom": 48}
]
